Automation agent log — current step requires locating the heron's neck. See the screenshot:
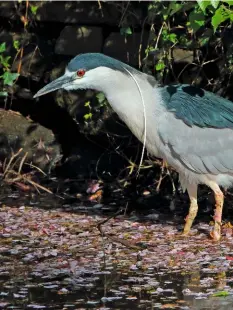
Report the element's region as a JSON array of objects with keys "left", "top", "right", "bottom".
[
  {"left": 102, "top": 72, "right": 165, "bottom": 142},
  {"left": 95, "top": 71, "right": 166, "bottom": 158}
]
